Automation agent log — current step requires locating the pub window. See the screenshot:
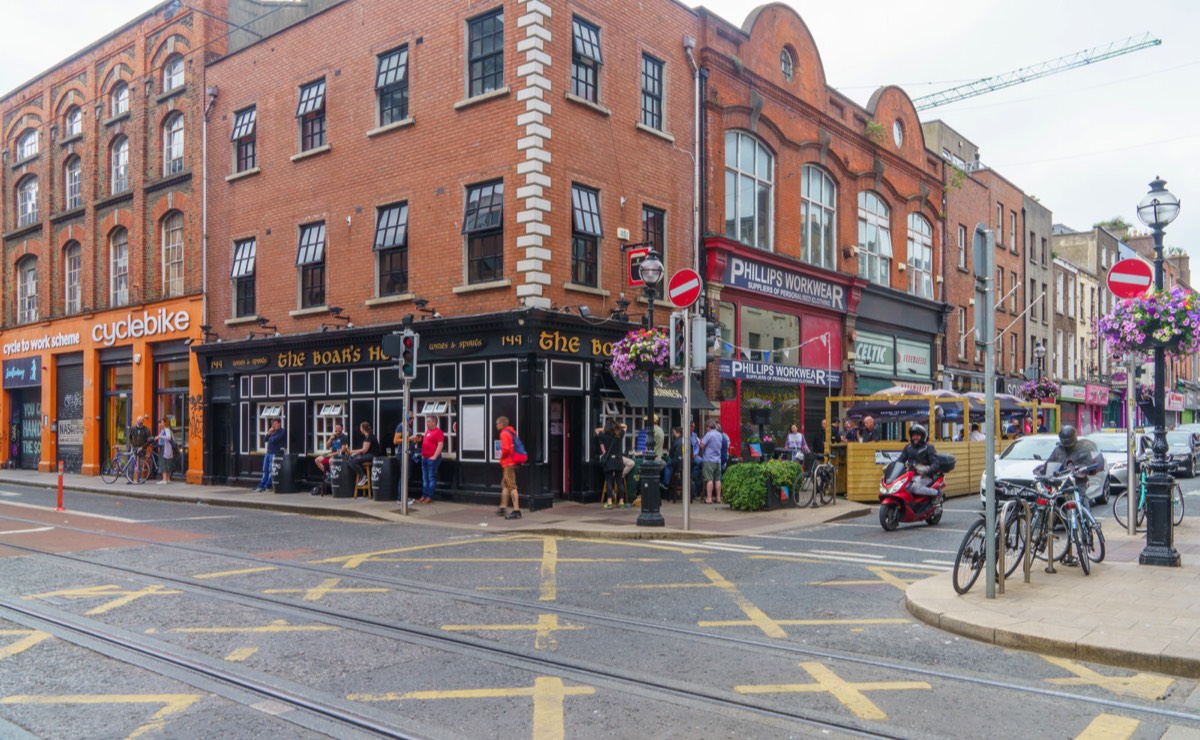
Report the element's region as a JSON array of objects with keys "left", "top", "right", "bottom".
[
  {"left": 231, "top": 238, "right": 257, "bottom": 317},
  {"left": 296, "top": 222, "right": 326, "bottom": 308},
  {"left": 375, "top": 202, "right": 408, "bottom": 296},
  {"left": 418, "top": 398, "right": 457, "bottom": 455},
  {"left": 313, "top": 403, "right": 346, "bottom": 452},
  {"left": 570, "top": 16, "right": 603, "bottom": 103},
  {"left": 231, "top": 106, "right": 257, "bottom": 173},
  {"left": 257, "top": 403, "right": 283, "bottom": 452},
  {"left": 376, "top": 46, "right": 409, "bottom": 126},
  {"left": 296, "top": 79, "right": 326, "bottom": 152},
  {"left": 571, "top": 184, "right": 601, "bottom": 287},
  {"left": 463, "top": 180, "right": 503, "bottom": 284}
]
